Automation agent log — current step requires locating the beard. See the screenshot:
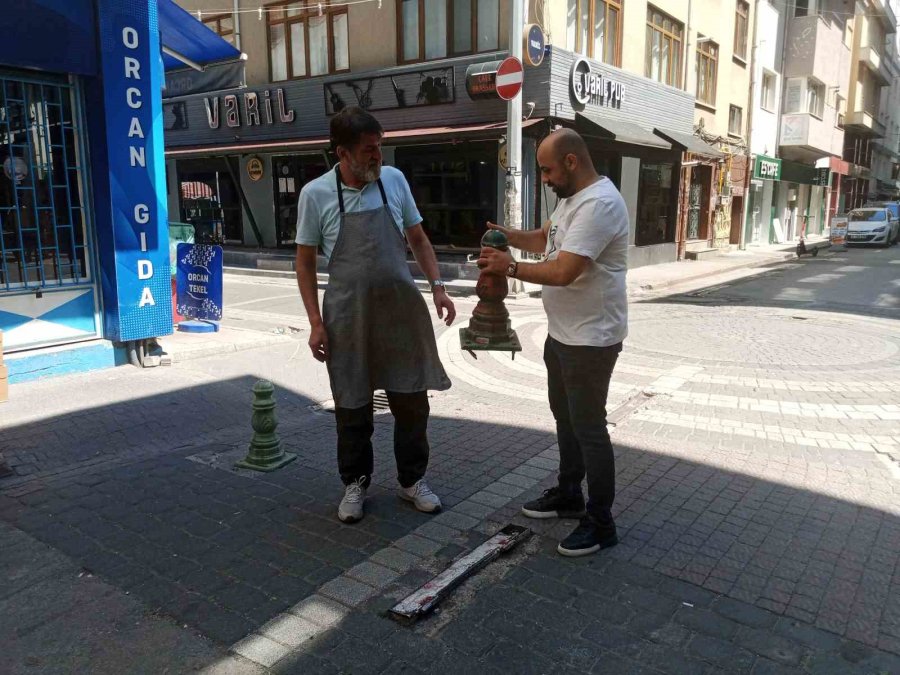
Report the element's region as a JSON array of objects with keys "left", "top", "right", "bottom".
[
  {"left": 549, "top": 182, "right": 575, "bottom": 199},
  {"left": 348, "top": 157, "right": 381, "bottom": 183}
]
